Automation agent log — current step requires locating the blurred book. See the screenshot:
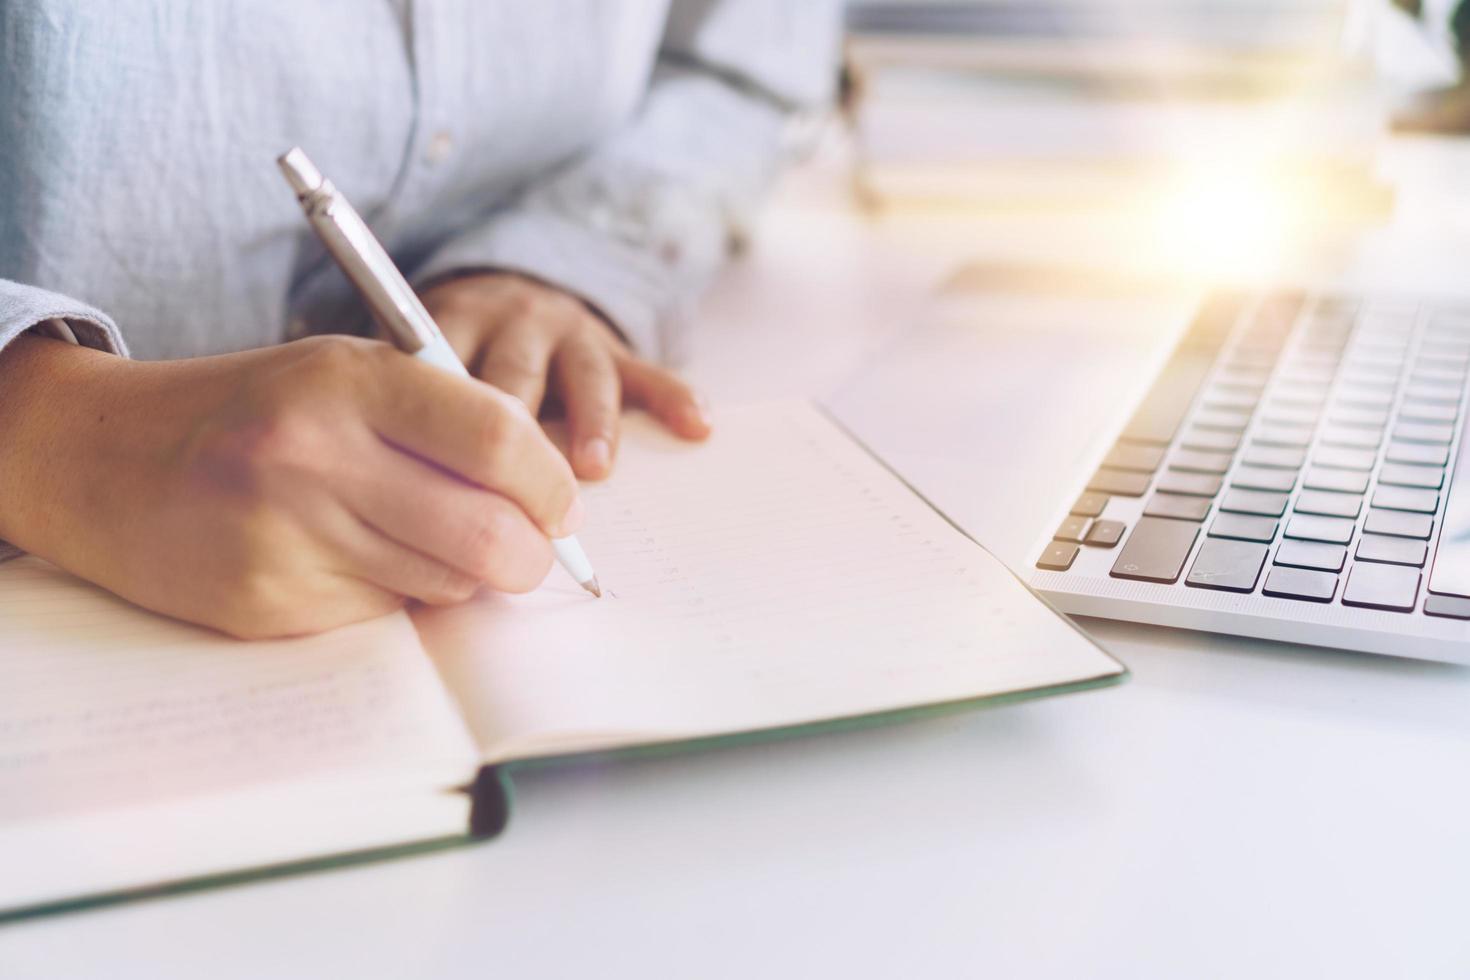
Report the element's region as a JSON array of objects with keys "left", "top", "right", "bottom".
[
  {"left": 845, "top": 4, "right": 1393, "bottom": 227},
  {"left": 847, "top": 0, "right": 1355, "bottom": 53}
]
